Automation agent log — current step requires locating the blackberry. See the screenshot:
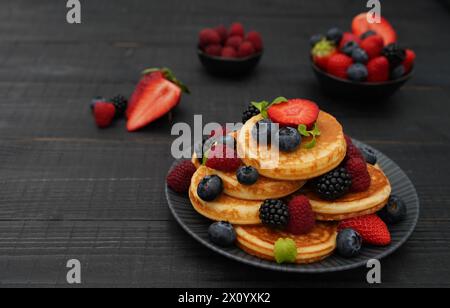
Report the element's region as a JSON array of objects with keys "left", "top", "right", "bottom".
[
  {"left": 242, "top": 103, "right": 260, "bottom": 123},
  {"left": 259, "top": 199, "right": 289, "bottom": 229},
  {"left": 110, "top": 95, "right": 128, "bottom": 116},
  {"left": 381, "top": 43, "right": 406, "bottom": 68},
  {"left": 312, "top": 167, "right": 352, "bottom": 200}
]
